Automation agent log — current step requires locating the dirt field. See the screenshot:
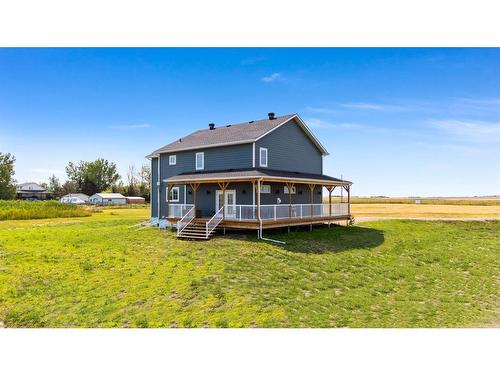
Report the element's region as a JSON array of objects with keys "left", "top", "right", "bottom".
[{"left": 352, "top": 203, "right": 500, "bottom": 221}]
